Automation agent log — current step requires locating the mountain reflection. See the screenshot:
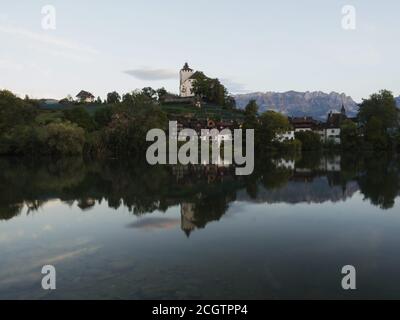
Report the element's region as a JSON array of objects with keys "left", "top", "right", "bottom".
[{"left": 0, "top": 153, "right": 399, "bottom": 236}]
